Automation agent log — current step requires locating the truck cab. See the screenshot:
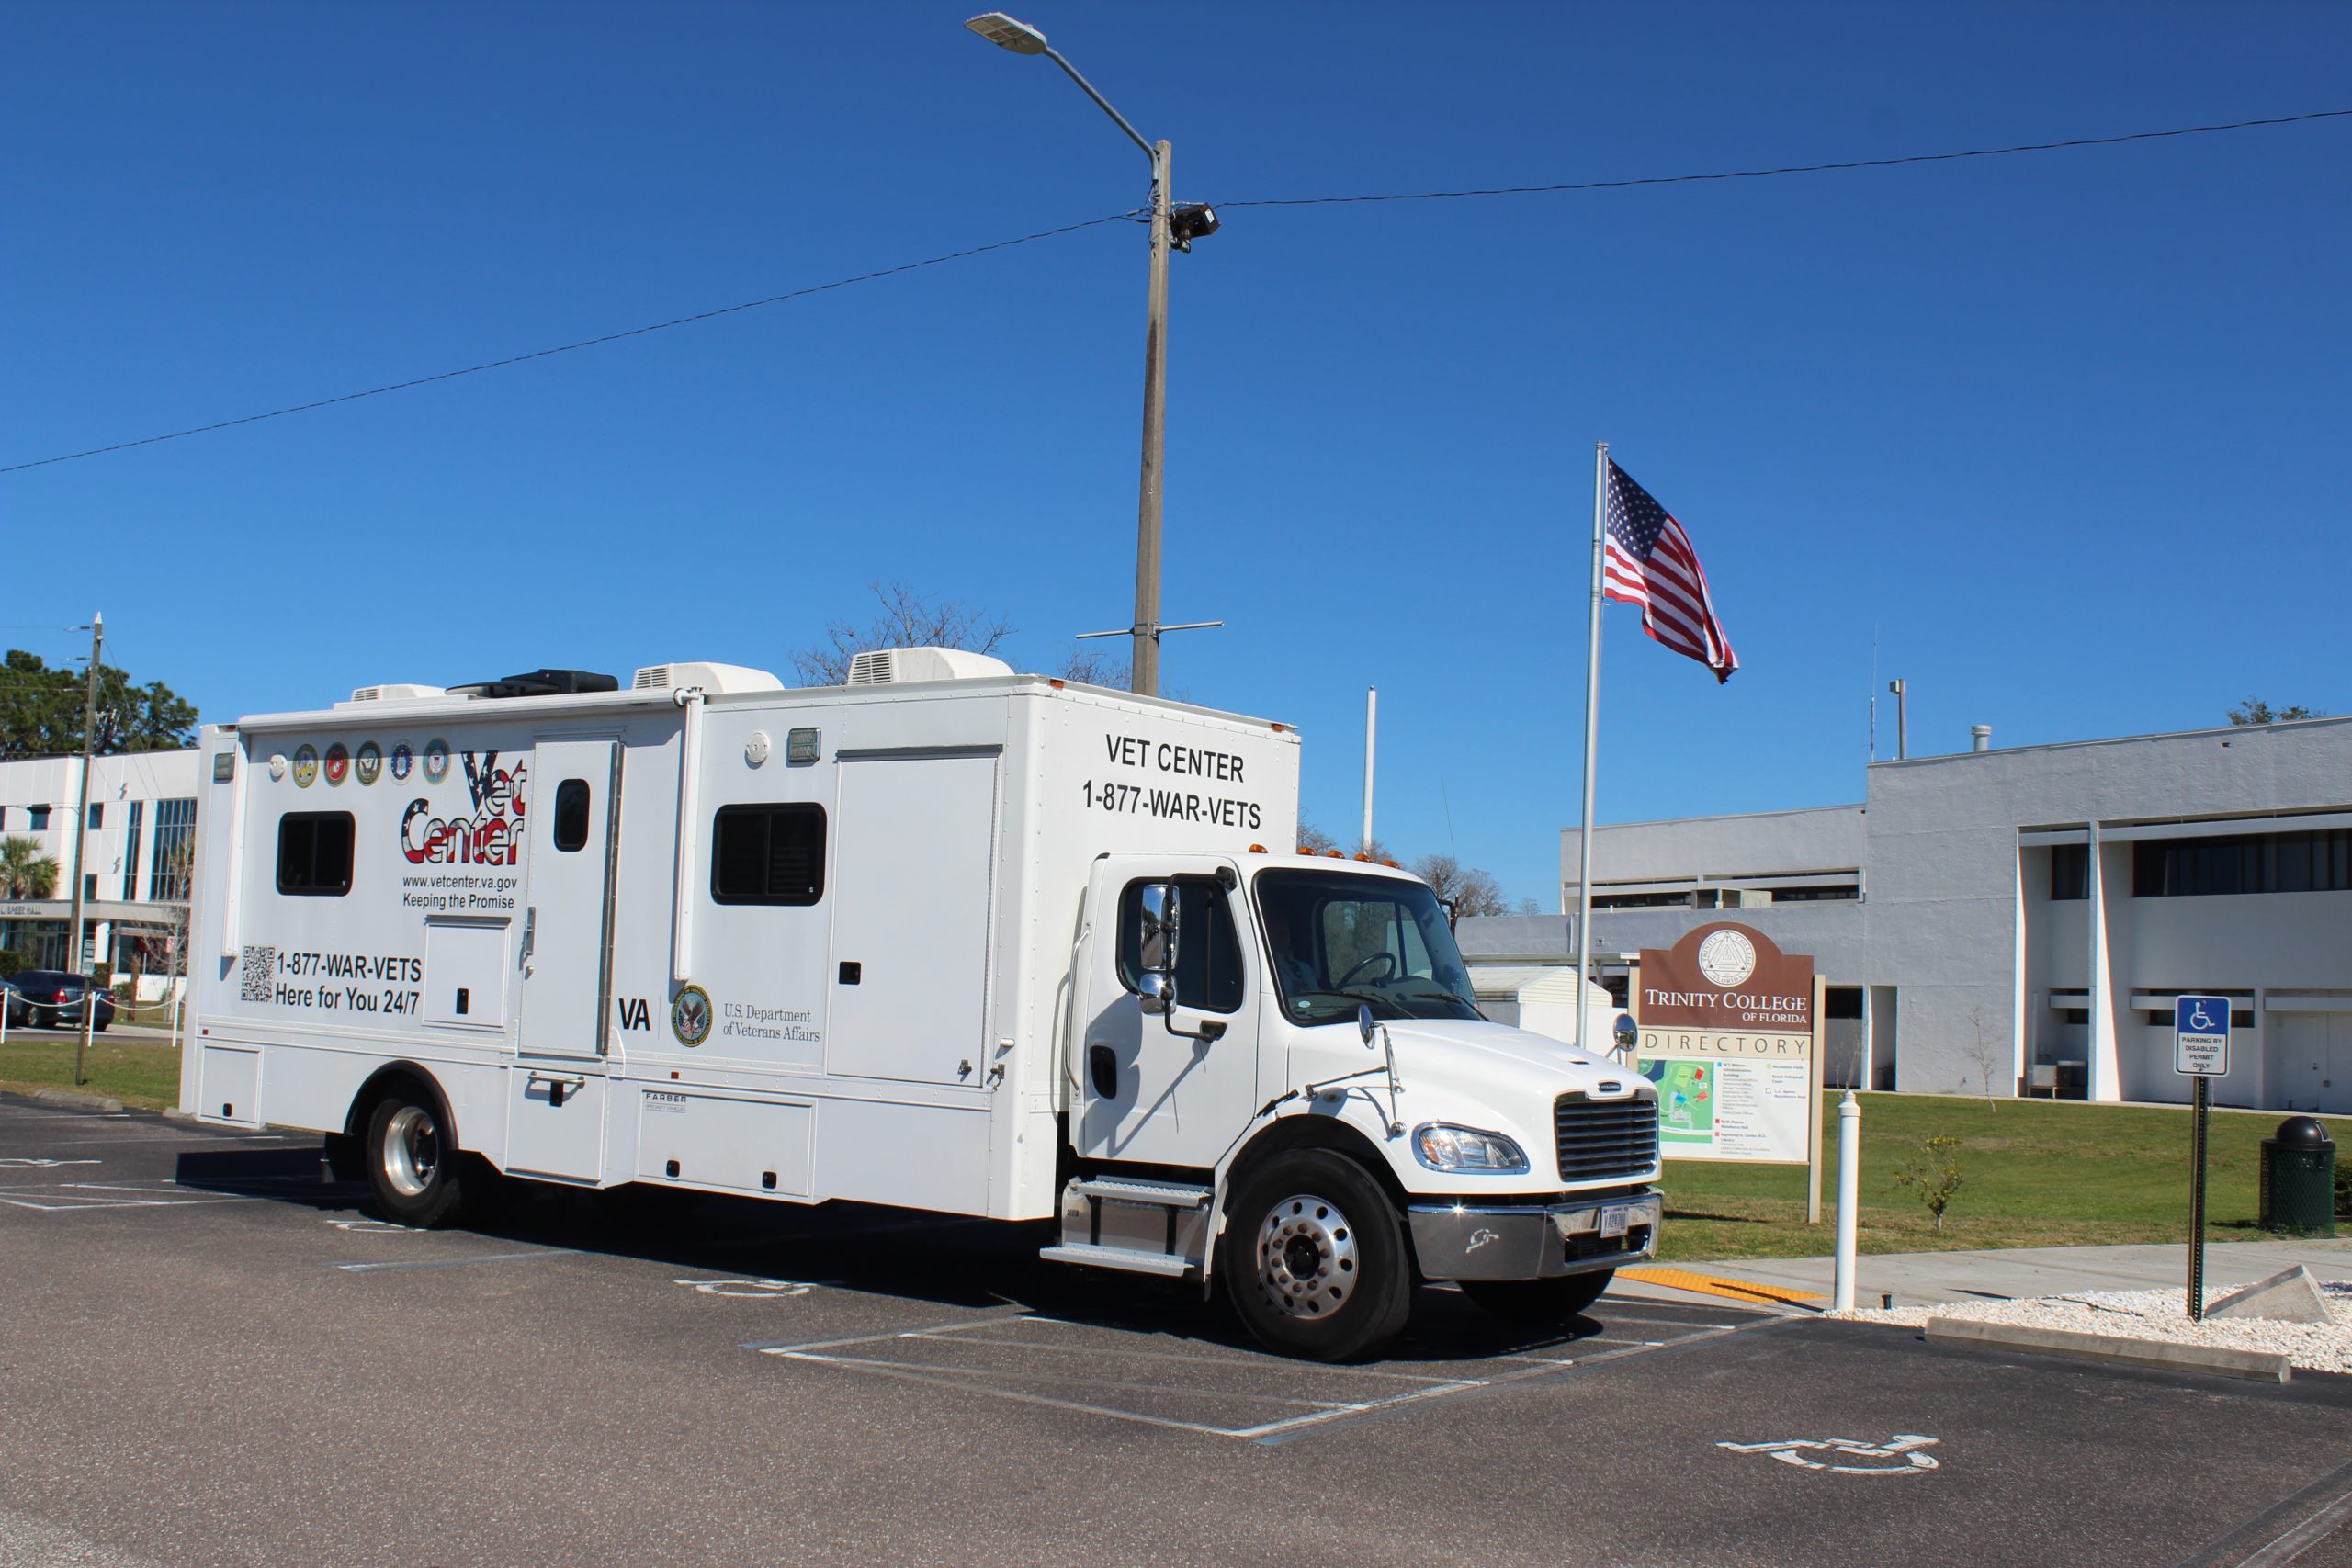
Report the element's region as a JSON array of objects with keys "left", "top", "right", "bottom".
[{"left": 1057, "top": 851, "right": 1658, "bottom": 1359}]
